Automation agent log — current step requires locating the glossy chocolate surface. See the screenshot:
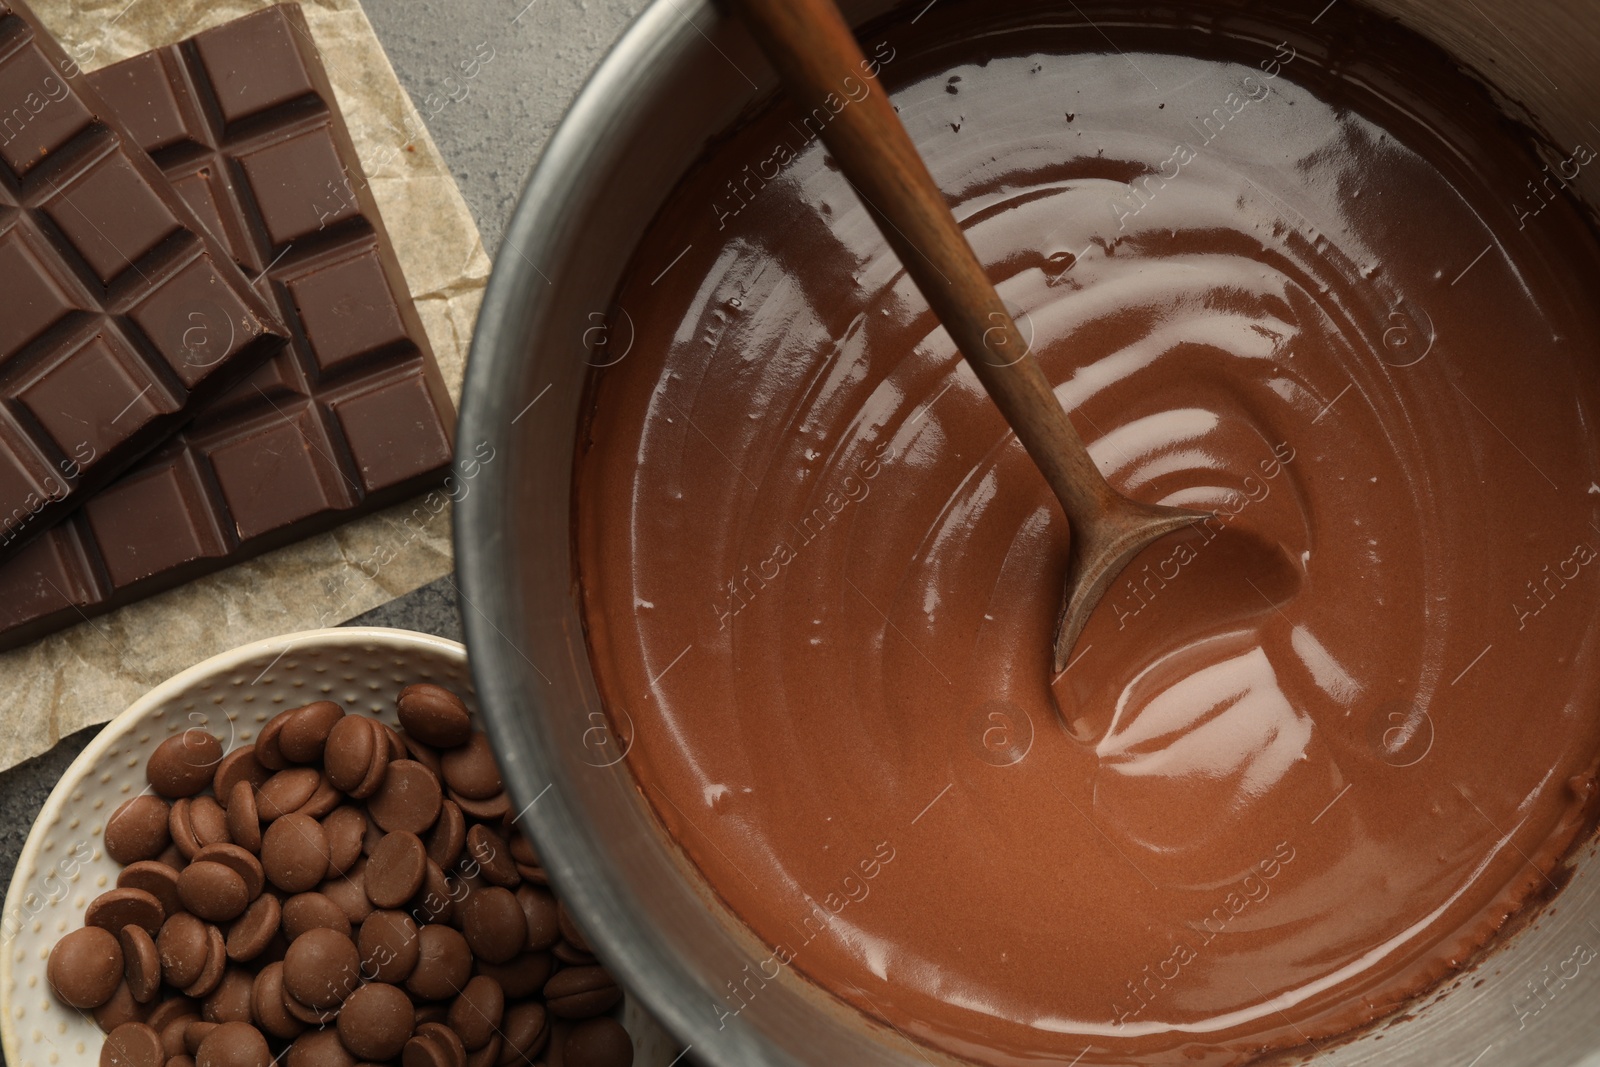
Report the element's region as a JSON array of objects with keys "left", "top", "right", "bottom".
[{"left": 577, "top": 1, "right": 1600, "bottom": 1062}]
